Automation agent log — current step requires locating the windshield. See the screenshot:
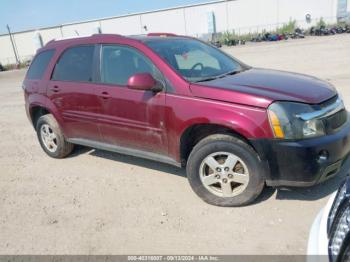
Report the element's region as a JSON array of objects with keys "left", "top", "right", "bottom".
[{"left": 145, "top": 38, "right": 244, "bottom": 82}]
